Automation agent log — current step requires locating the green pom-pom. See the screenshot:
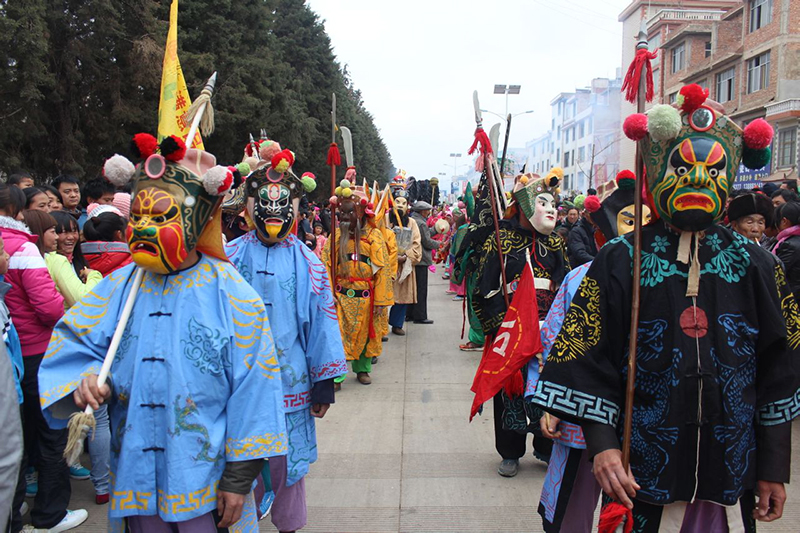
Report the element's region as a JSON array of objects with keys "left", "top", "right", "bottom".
[
  {"left": 340, "top": 179, "right": 351, "bottom": 188},
  {"left": 236, "top": 162, "right": 251, "bottom": 176},
  {"left": 573, "top": 194, "right": 586, "bottom": 210},
  {"left": 648, "top": 104, "right": 682, "bottom": 141},
  {"left": 301, "top": 176, "right": 317, "bottom": 193},
  {"left": 742, "top": 146, "right": 771, "bottom": 170}
]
